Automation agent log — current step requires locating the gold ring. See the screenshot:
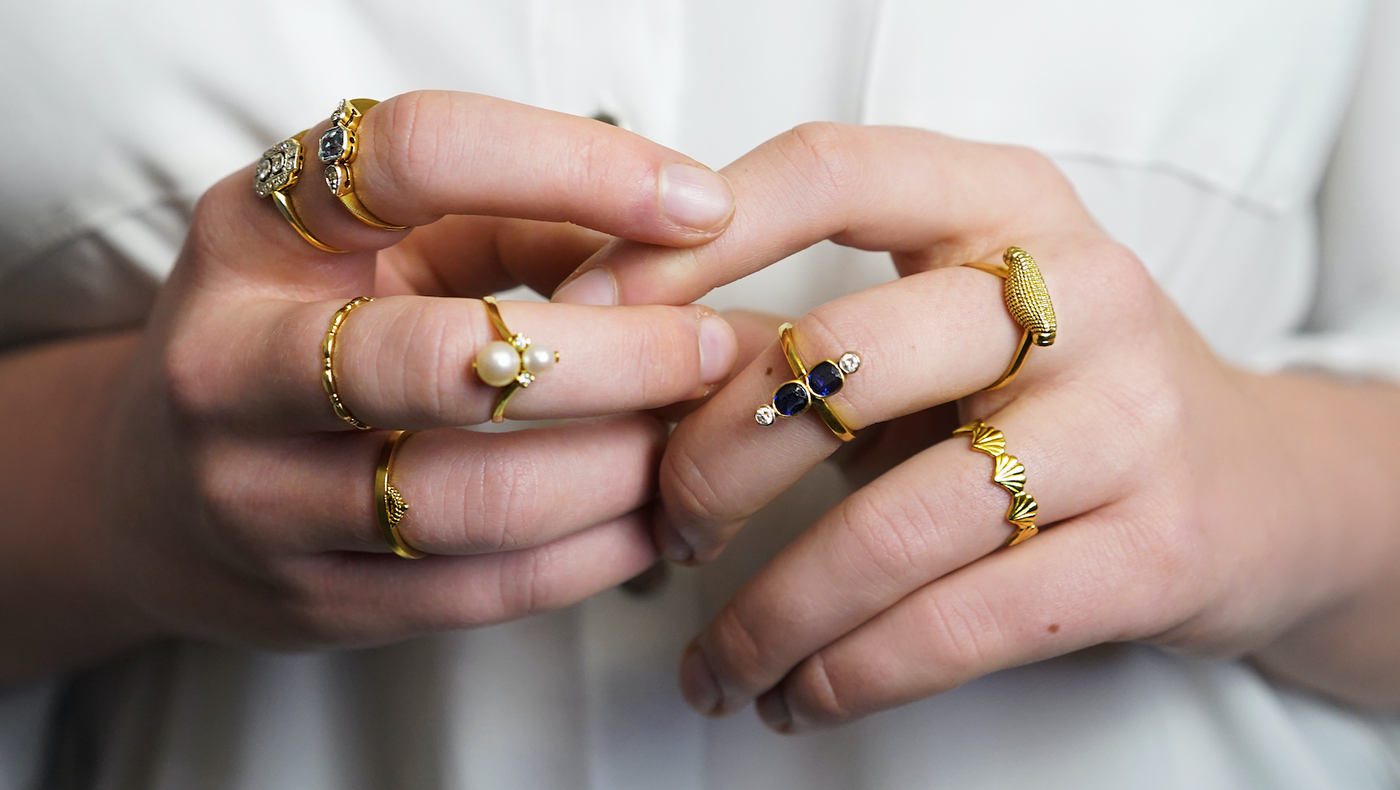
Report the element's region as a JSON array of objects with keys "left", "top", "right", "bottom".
[
  {"left": 963, "top": 246, "right": 1056, "bottom": 391},
  {"left": 322, "top": 297, "right": 375, "bottom": 430},
  {"left": 754, "top": 322, "right": 861, "bottom": 442},
  {"left": 319, "top": 99, "right": 409, "bottom": 231},
  {"left": 953, "top": 419, "right": 1039, "bottom": 546},
  {"left": 376, "top": 430, "right": 425, "bottom": 559},
  {"left": 472, "top": 296, "right": 560, "bottom": 423},
  {"left": 253, "top": 132, "right": 348, "bottom": 254}
]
